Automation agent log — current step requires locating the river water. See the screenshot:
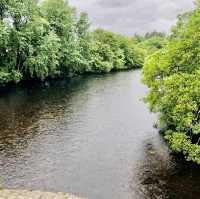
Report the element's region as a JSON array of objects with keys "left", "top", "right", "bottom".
[{"left": 0, "top": 70, "right": 200, "bottom": 199}]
